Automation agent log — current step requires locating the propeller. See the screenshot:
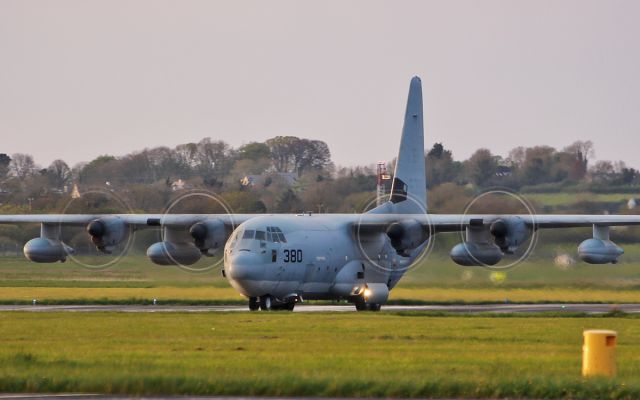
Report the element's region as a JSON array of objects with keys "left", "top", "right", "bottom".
[
  {"left": 60, "top": 188, "right": 134, "bottom": 270},
  {"left": 459, "top": 189, "right": 539, "bottom": 269},
  {"left": 354, "top": 193, "right": 434, "bottom": 274},
  {"left": 159, "top": 190, "right": 235, "bottom": 273}
]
